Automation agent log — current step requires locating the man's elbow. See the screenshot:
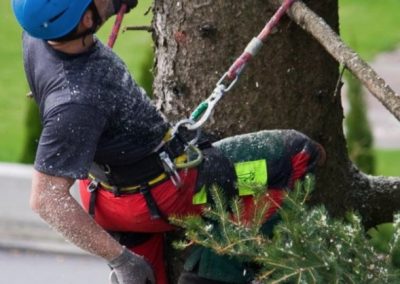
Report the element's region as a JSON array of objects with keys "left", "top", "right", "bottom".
[
  {"left": 30, "top": 189, "right": 48, "bottom": 216},
  {"left": 30, "top": 170, "right": 75, "bottom": 217}
]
